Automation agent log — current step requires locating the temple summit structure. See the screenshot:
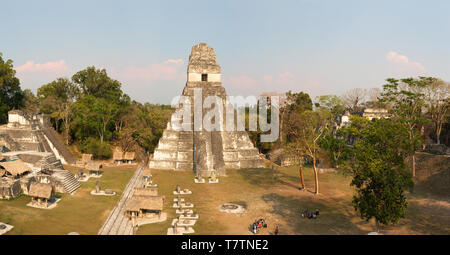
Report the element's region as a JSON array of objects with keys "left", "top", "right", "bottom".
[{"left": 149, "top": 43, "right": 264, "bottom": 177}]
